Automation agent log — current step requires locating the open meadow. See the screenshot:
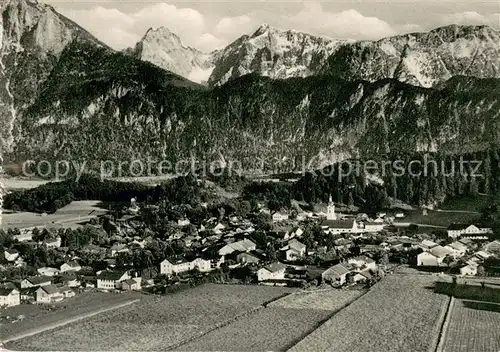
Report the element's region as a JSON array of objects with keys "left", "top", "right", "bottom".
[
  {"left": 268, "top": 288, "right": 366, "bottom": 311},
  {"left": 3, "top": 178, "right": 52, "bottom": 191},
  {"left": 6, "top": 284, "right": 295, "bottom": 351},
  {"left": 1, "top": 201, "right": 108, "bottom": 230},
  {"left": 289, "top": 275, "right": 449, "bottom": 352},
  {"left": 394, "top": 210, "right": 478, "bottom": 228},
  {"left": 177, "top": 307, "right": 332, "bottom": 351},
  {"left": 1, "top": 291, "right": 141, "bottom": 342},
  {"left": 178, "top": 288, "right": 365, "bottom": 351},
  {"left": 441, "top": 299, "right": 500, "bottom": 352}
]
